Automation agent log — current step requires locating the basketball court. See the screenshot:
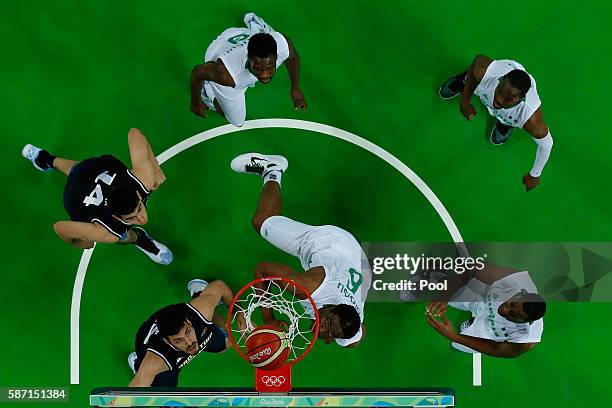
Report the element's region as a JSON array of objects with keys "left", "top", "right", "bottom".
[{"left": 1, "top": 1, "right": 611, "bottom": 407}]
